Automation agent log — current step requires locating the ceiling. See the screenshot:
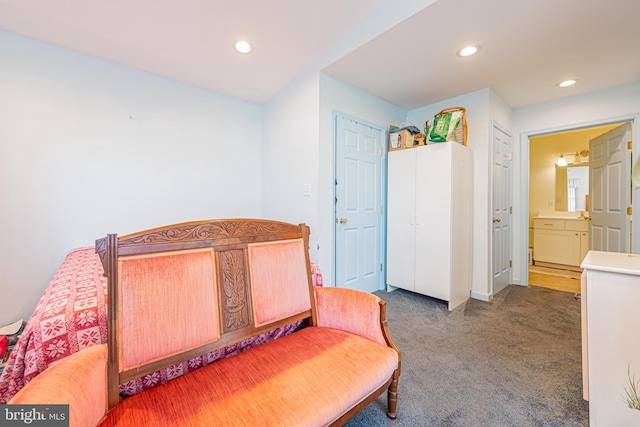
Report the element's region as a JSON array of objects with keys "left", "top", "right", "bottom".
[
  {"left": 326, "top": 0, "right": 640, "bottom": 109},
  {"left": 1, "top": 0, "right": 639, "bottom": 110}
]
